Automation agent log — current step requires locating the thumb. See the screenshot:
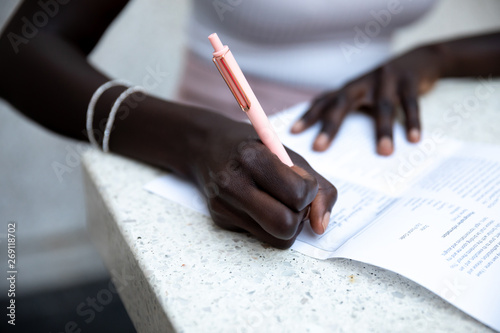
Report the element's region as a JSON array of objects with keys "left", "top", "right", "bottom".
[{"left": 309, "top": 175, "right": 337, "bottom": 235}]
